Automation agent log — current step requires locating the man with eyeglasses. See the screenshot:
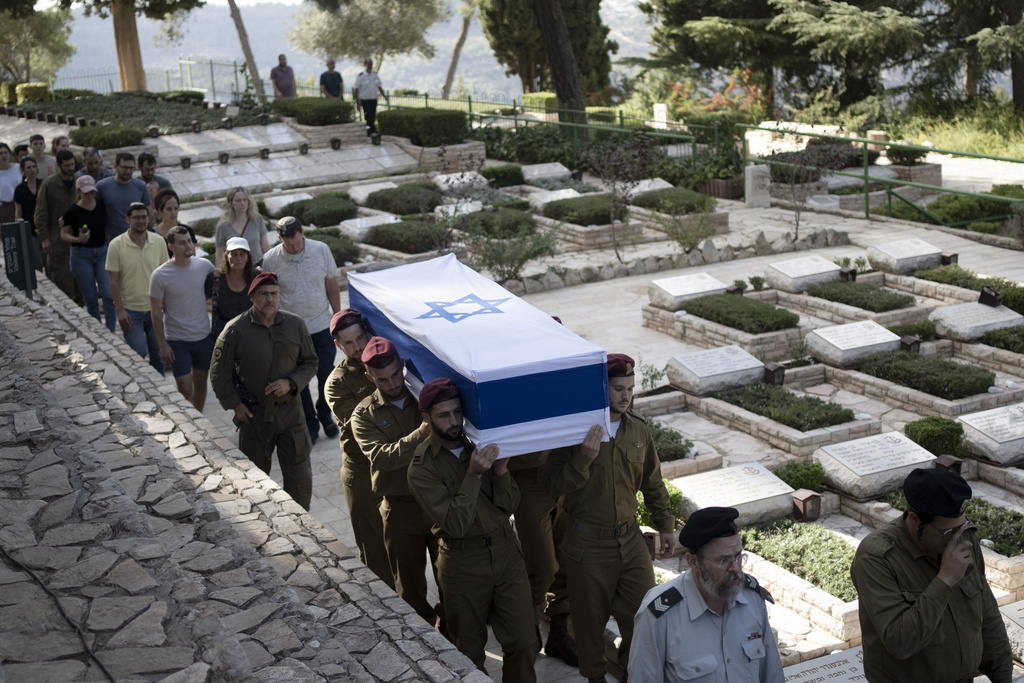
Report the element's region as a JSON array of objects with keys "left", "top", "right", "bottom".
[
  {"left": 630, "top": 506, "right": 783, "bottom": 682},
  {"left": 851, "top": 468, "right": 1012, "bottom": 683},
  {"left": 97, "top": 152, "right": 153, "bottom": 239},
  {"left": 210, "top": 272, "right": 318, "bottom": 510}
]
